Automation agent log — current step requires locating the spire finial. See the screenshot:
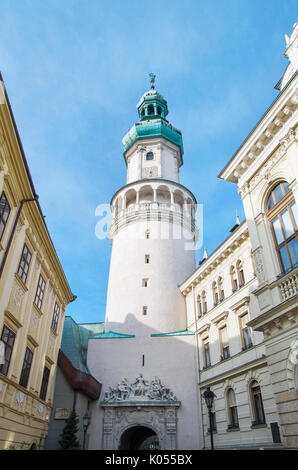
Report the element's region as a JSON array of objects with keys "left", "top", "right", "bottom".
[
  {"left": 235, "top": 209, "right": 240, "bottom": 226},
  {"left": 149, "top": 73, "right": 156, "bottom": 89}
]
